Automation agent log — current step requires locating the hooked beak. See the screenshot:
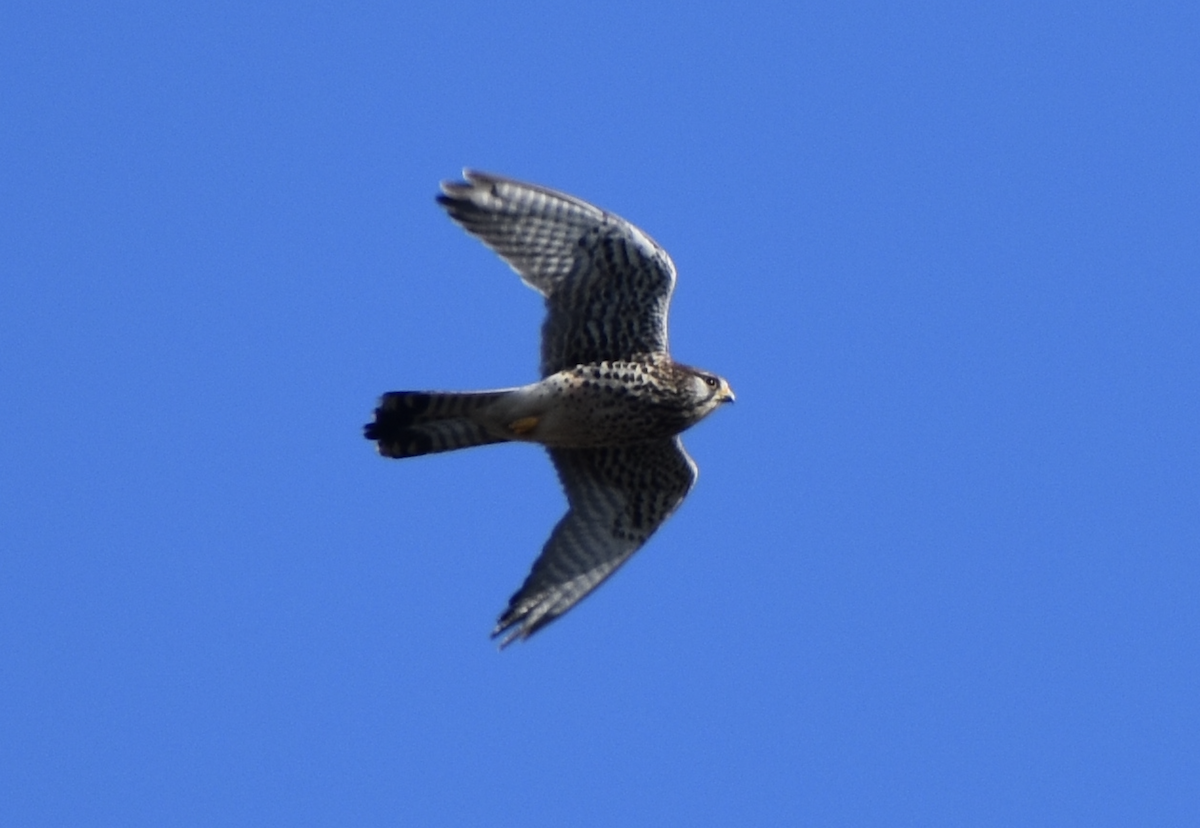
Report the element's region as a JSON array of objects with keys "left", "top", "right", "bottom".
[{"left": 720, "top": 383, "right": 736, "bottom": 404}]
